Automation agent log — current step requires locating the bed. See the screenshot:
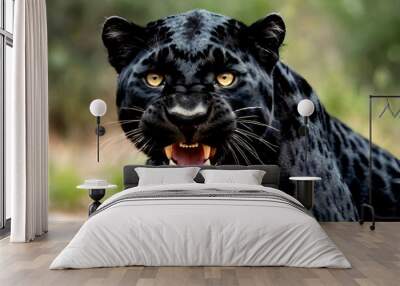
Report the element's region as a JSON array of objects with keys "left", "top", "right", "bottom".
[{"left": 50, "top": 165, "right": 350, "bottom": 269}]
